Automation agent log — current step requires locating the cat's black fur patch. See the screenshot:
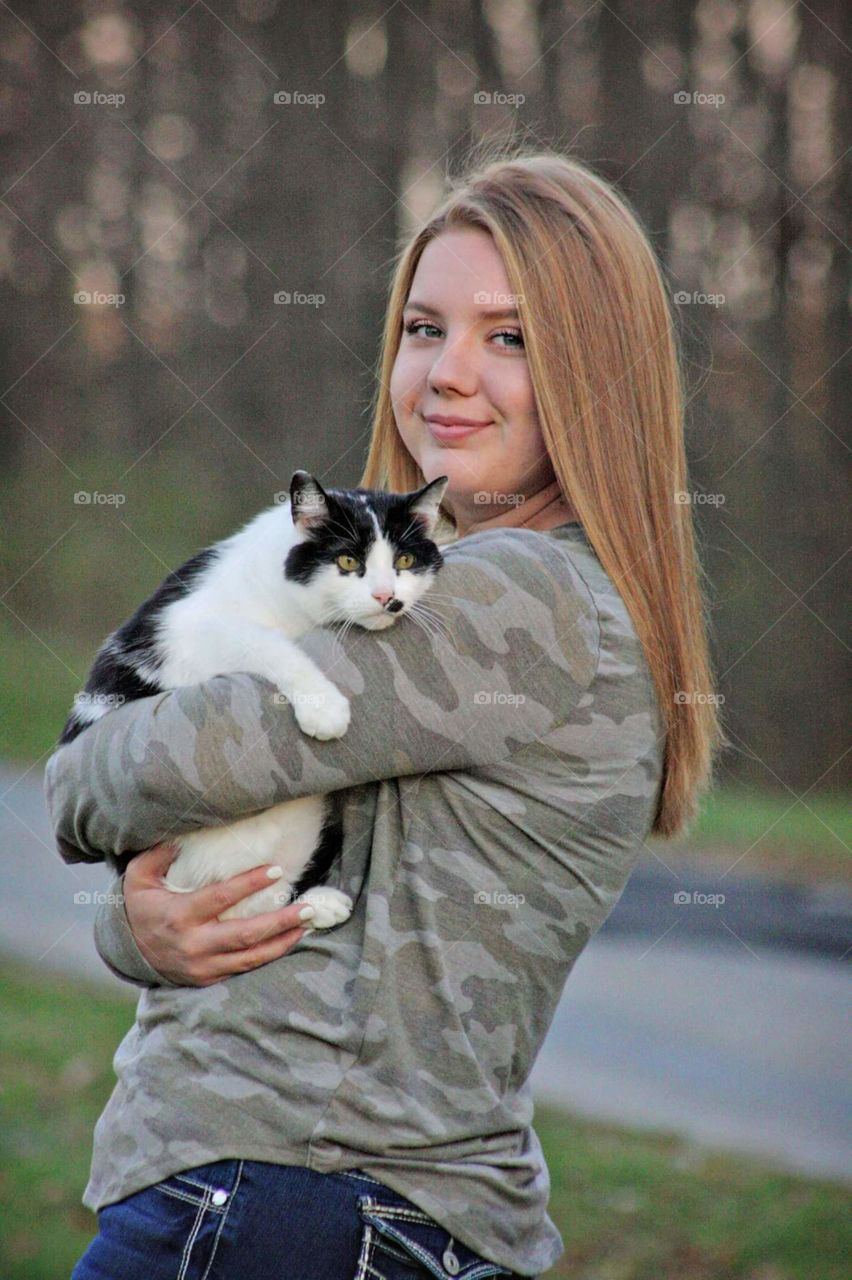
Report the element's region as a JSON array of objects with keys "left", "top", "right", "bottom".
[
  {"left": 285, "top": 486, "right": 444, "bottom": 587},
  {"left": 59, "top": 546, "right": 219, "bottom": 745}
]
